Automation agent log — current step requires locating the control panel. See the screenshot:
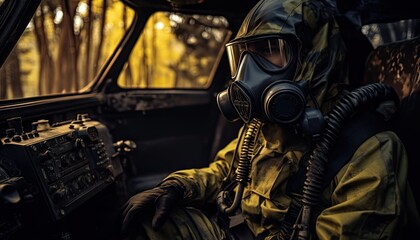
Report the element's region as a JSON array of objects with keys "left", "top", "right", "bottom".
[{"left": 0, "top": 114, "right": 123, "bottom": 224}]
